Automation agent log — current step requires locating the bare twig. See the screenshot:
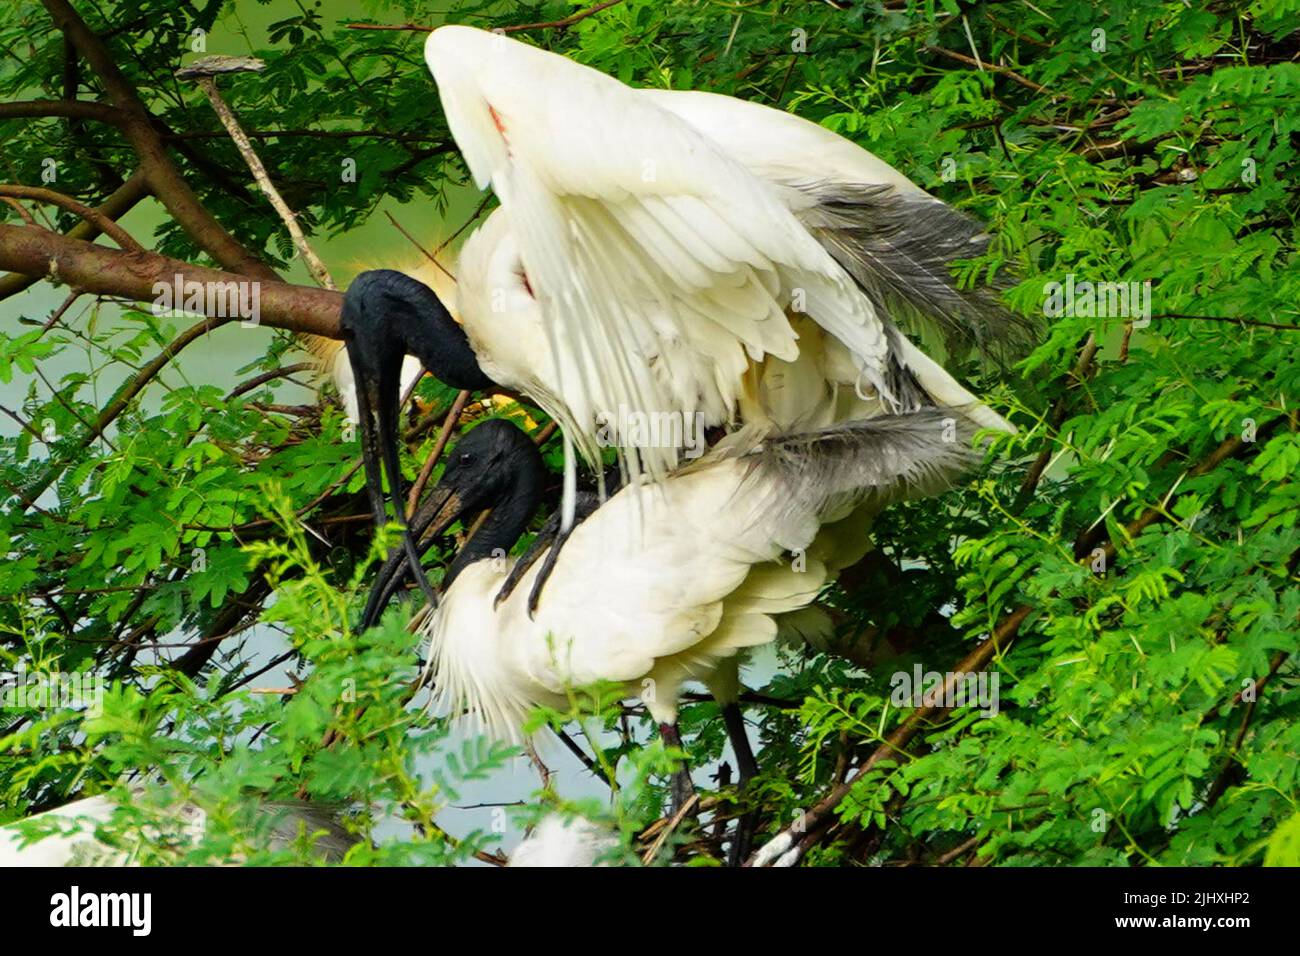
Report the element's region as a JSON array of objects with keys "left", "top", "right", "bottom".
[
  {"left": 407, "top": 391, "right": 470, "bottom": 515},
  {"left": 346, "top": 0, "right": 625, "bottom": 34},
  {"left": 641, "top": 792, "right": 700, "bottom": 865},
  {"left": 0, "top": 168, "right": 150, "bottom": 302},
  {"left": 178, "top": 60, "right": 335, "bottom": 291},
  {"left": 926, "top": 45, "right": 1048, "bottom": 95},
  {"left": 0, "top": 197, "right": 37, "bottom": 226},
  {"left": 384, "top": 211, "right": 455, "bottom": 284},
  {"left": 0, "top": 184, "right": 143, "bottom": 252}
]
